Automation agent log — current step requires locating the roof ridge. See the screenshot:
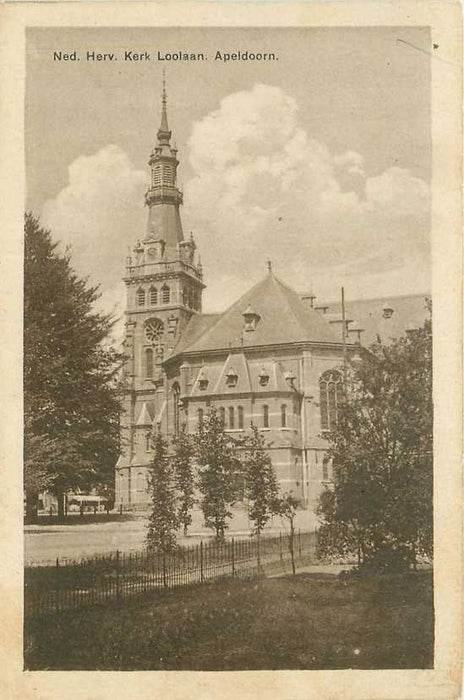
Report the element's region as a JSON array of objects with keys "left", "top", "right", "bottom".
[
  {"left": 327, "top": 292, "right": 430, "bottom": 305},
  {"left": 272, "top": 273, "right": 318, "bottom": 336}
]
